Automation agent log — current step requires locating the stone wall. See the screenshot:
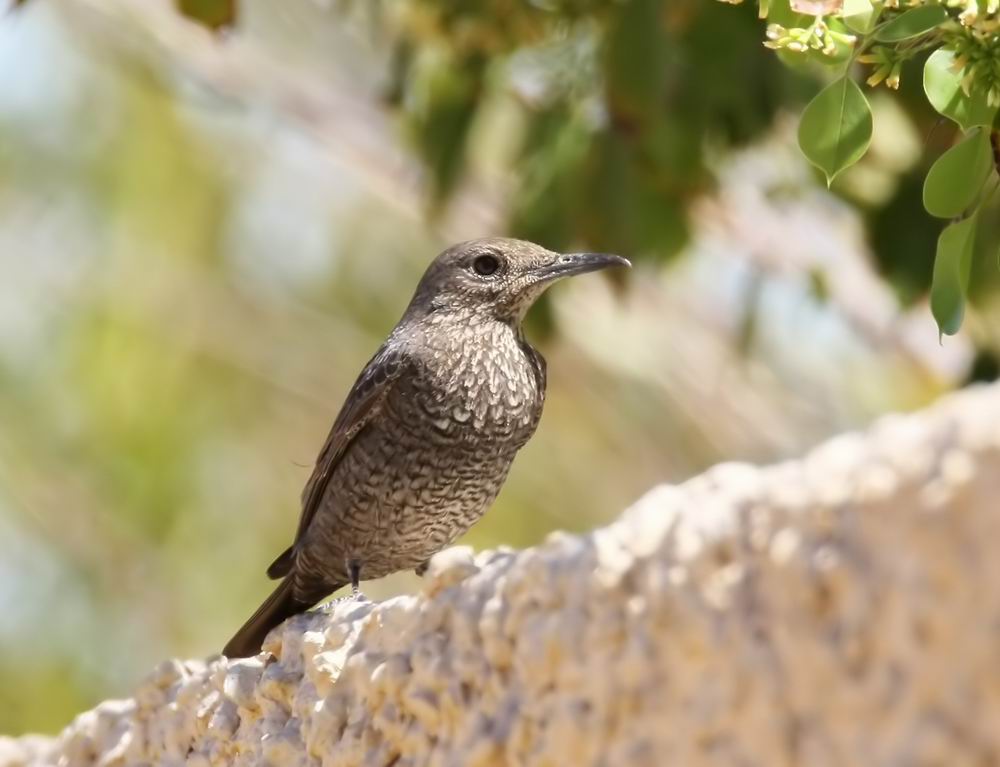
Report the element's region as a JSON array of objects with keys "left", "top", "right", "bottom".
[{"left": 4, "top": 383, "right": 1000, "bottom": 767}]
